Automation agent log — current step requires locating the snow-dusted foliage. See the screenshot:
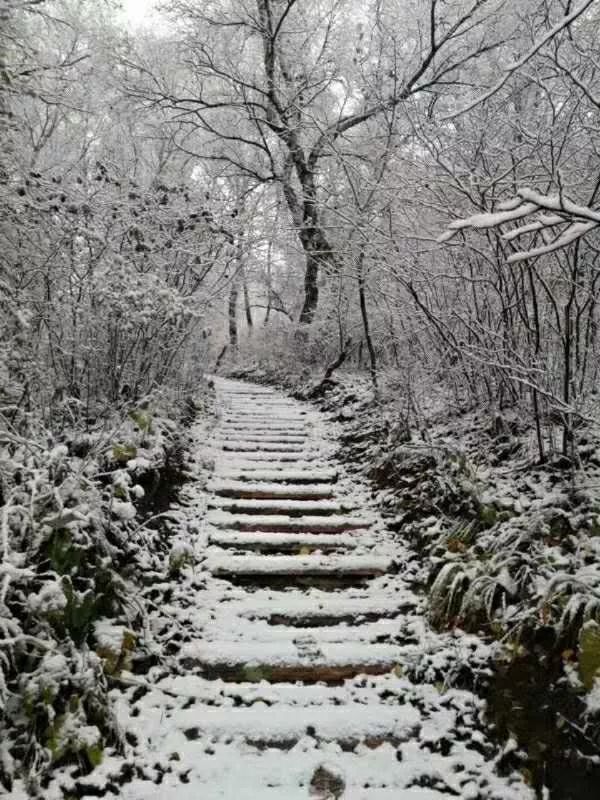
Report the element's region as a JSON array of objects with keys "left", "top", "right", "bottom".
[
  {"left": 0, "top": 393, "right": 210, "bottom": 793},
  {"left": 0, "top": 3, "right": 223, "bottom": 792}
]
